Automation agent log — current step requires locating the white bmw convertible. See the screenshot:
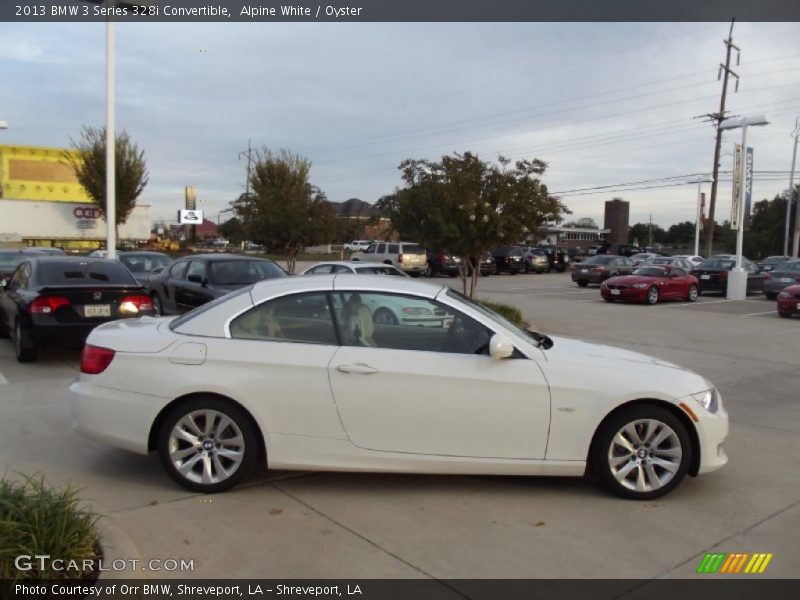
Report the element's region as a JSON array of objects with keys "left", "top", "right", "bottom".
[{"left": 70, "top": 275, "right": 728, "bottom": 499}]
